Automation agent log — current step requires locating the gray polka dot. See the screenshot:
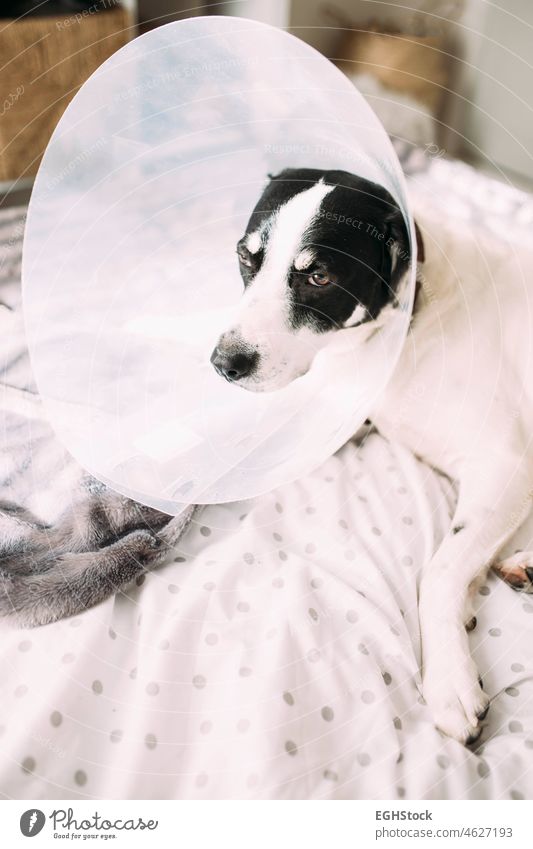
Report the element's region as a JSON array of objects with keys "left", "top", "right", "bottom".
[
  {"left": 321, "top": 706, "right": 334, "bottom": 722},
  {"left": 509, "top": 720, "right": 523, "bottom": 733},
  {"left": 237, "top": 718, "right": 250, "bottom": 733},
  {"left": 192, "top": 675, "right": 206, "bottom": 690},
  {"left": 135, "top": 575, "right": 145, "bottom": 588},
  {"left": 489, "top": 628, "right": 502, "bottom": 637},
  {"left": 275, "top": 502, "right": 283, "bottom": 513},
  {"left": 283, "top": 691, "right": 295, "bottom": 706},
  {"left": 323, "top": 769, "right": 338, "bottom": 781},
  {"left": 393, "top": 717, "right": 402, "bottom": 730},
  {"left": 146, "top": 681, "right": 160, "bottom": 696},
  {"left": 437, "top": 755, "right": 450, "bottom": 769},
  {"left": 285, "top": 740, "right": 298, "bottom": 756},
  {"left": 402, "top": 516, "right": 413, "bottom": 525},
  {"left": 361, "top": 690, "right": 375, "bottom": 704},
  {"left": 308, "top": 608, "right": 319, "bottom": 622},
  {"left": 371, "top": 526, "right": 382, "bottom": 536},
  {"left": 168, "top": 584, "right": 180, "bottom": 594},
  {"left": 237, "top": 601, "right": 250, "bottom": 613},
  {"left": 278, "top": 550, "right": 288, "bottom": 561},
  {"left": 18, "top": 640, "right": 32, "bottom": 652},
  {"left": 397, "top": 786, "right": 406, "bottom": 798},
  {"left": 200, "top": 526, "right": 211, "bottom": 537},
  {"left": 108, "top": 627, "right": 117, "bottom": 640},
  {"left": 357, "top": 752, "right": 371, "bottom": 766},
  {"left": 524, "top": 739, "right": 533, "bottom": 749},
  {"left": 91, "top": 680, "right": 103, "bottom": 695},
  {"left": 110, "top": 729, "right": 123, "bottom": 743},
  {"left": 382, "top": 672, "right": 392, "bottom": 685},
  {"left": 196, "top": 772, "right": 209, "bottom": 787},
  {"left": 477, "top": 760, "right": 490, "bottom": 778},
  {"left": 307, "top": 648, "right": 321, "bottom": 663},
  {"left": 511, "top": 663, "right": 524, "bottom": 672},
  {"left": 243, "top": 553, "right": 254, "bottom": 565},
  {"left": 15, "top": 685, "right": 28, "bottom": 698},
  {"left": 511, "top": 789, "right": 524, "bottom": 800},
  {"left": 305, "top": 543, "right": 316, "bottom": 554},
  {"left": 479, "top": 585, "right": 490, "bottom": 596},
  {"left": 346, "top": 609, "right": 358, "bottom": 624},
  {"left": 145, "top": 733, "right": 157, "bottom": 750},
  {"left": 175, "top": 556, "right": 187, "bottom": 563},
  {"left": 390, "top": 625, "right": 401, "bottom": 636},
  {"left": 239, "top": 667, "right": 252, "bottom": 678},
  {"left": 200, "top": 721, "right": 212, "bottom": 735},
  {"left": 523, "top": 603, "right": 533, "bottom": 614},
  {"left": 205, "top": 633, "right": 218, "bottom": 646},
  {"left": 159, "top": 639, "right": 170, "bottom": 650},
  {"left": 505, "top": 687, "right": 520, "bottom": 697},
  {"left": 62, "top": 653, "right": 75, "bottom": 664},
  {"left": 273, "top": 532, "right": 283, "bottom": 542},
  {"left": 74, "top": 769, "right": 87, "bottom": 786},
  {"left": 358, "top": 643, "right": 369, "bottom": 656},
  {"left": 310, "top": 578, "right": 323, "bottom": 589},
  {"left": 339, "top": 519, "right": 348, "bottom": 530},
  {"left": 21, "top": 756, "right": 36, "bottom": 774},
  {"left": 50, "top": 711, "right": 62, "bottom": 728},
  {"left": 129, "top": 668, "right": 137, "bottom": 680}
]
